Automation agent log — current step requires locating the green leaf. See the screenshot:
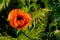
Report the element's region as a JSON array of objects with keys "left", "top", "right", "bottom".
[
  {"left": 0, "top": 0, "right": 10, "bottom": 11},
  {"left": 21, "top": 8, "right": 49, "bottom": 39},
  {"left": 0, "top": 0, "right": 5, "bottom": 11}
]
